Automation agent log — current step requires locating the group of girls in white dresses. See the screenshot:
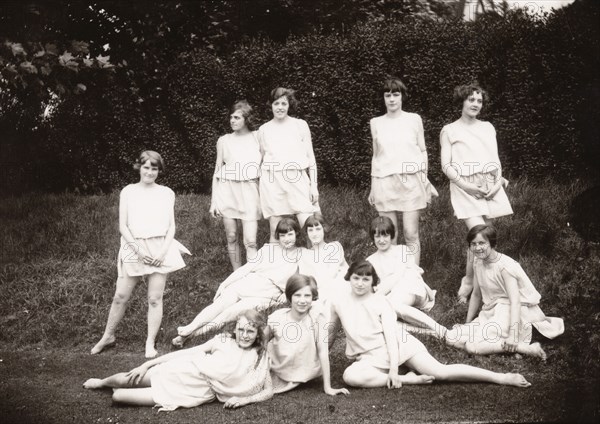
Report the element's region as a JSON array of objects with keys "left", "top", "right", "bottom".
[{"left": 86, "top": 80, "right": 564, "bottom": 412}]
